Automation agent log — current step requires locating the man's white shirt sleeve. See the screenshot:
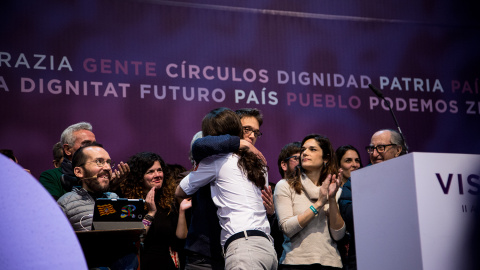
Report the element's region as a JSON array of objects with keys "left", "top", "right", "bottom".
[{"left": 179, "top": 155, "right": 220, "bottom": 196}]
